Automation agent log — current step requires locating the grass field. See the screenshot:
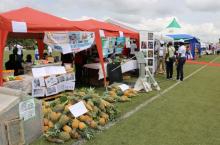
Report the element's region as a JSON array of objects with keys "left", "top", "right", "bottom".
[{"left": 30, "top": 55, "right": 220, "bottom": 145}]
